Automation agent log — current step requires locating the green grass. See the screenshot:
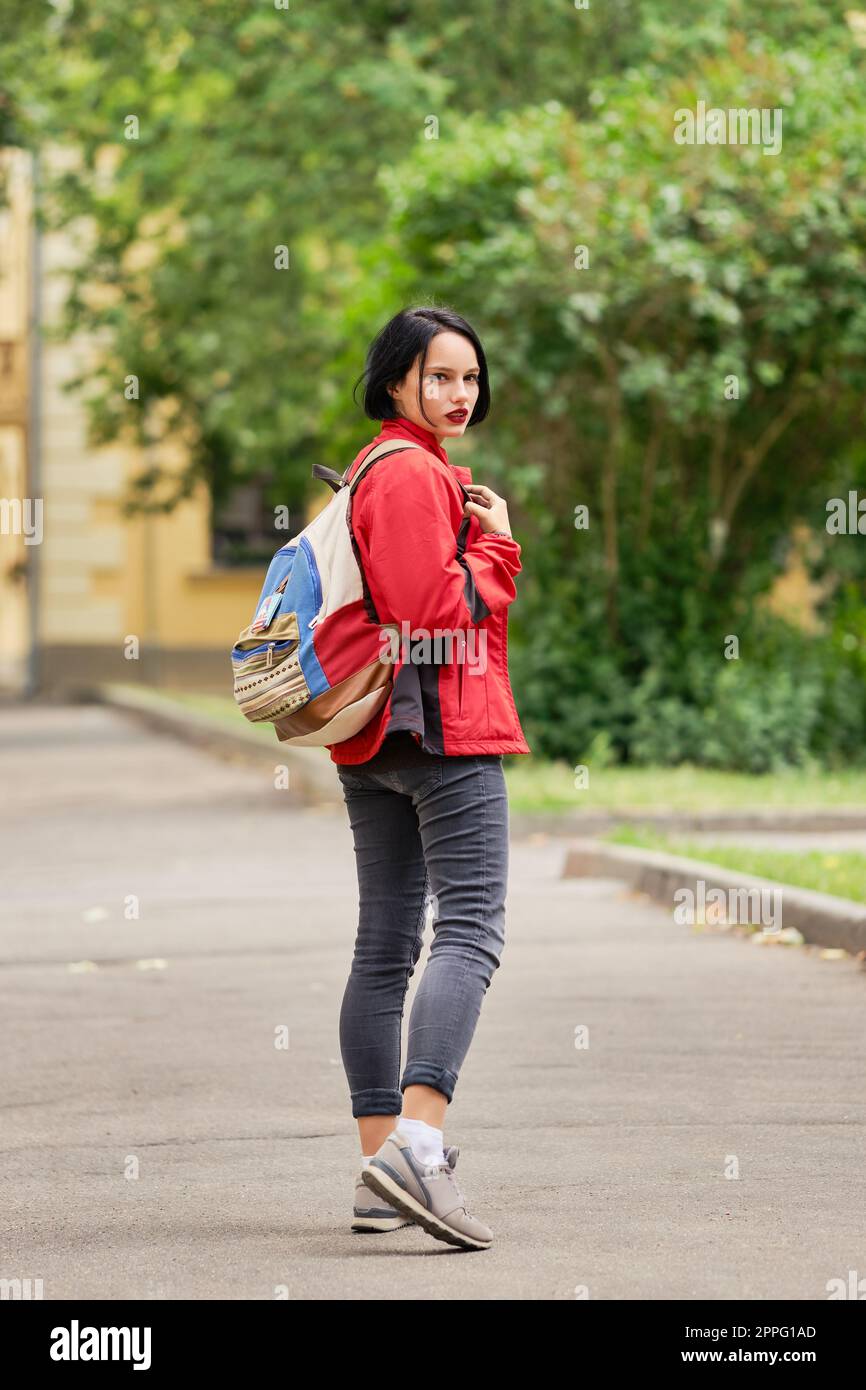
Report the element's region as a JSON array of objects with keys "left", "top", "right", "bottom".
[
  {"left": 501, "top": 755, "right": 866, "bottom": 814},
  {"left": 153, "top": 689, "right": 272, "bottom": 734},
  {"left": 102, "top": 684, "right": 866, "bottom": 814},
  {"left": 606, "top": 825, "right": 866, "bottom": 903},
  {"left": 101, "top": 683, "right": 276, "bottom": 744}
]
